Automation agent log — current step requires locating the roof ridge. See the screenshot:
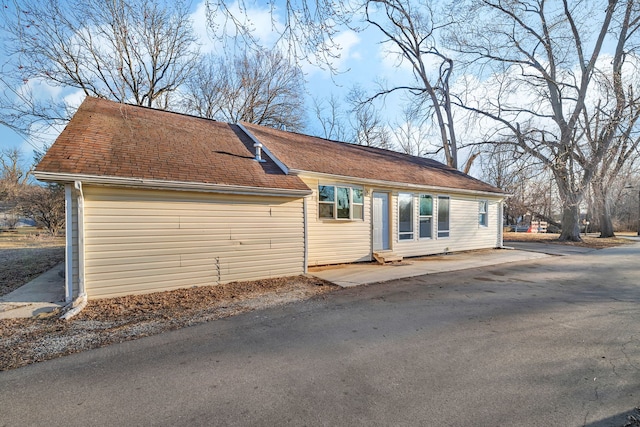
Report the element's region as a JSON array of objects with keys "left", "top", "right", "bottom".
[
  {"left": 240, "top": 121, "right": 454, "bottom": 169},
  {"left": 87, "top": 95, "right": 223, "bottom": 126}
]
